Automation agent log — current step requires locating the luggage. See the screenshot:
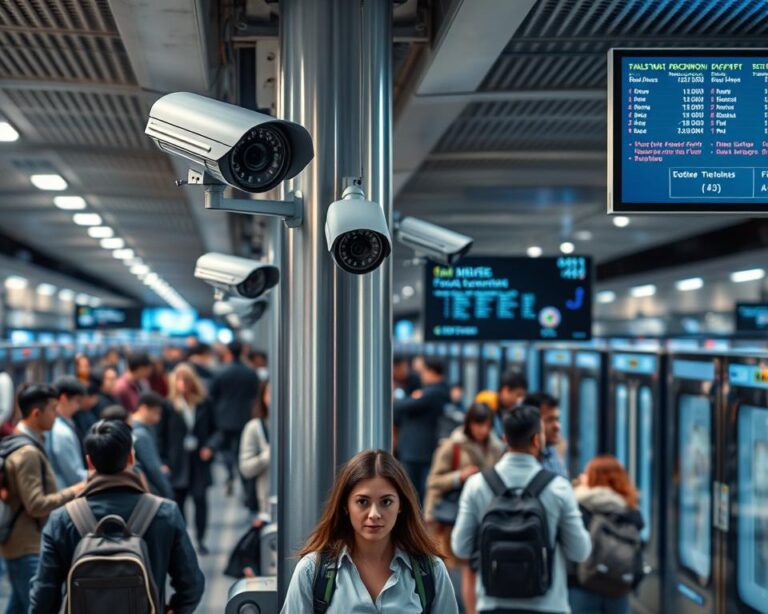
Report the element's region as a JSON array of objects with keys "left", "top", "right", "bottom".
[
  {"left": 224, "top": 524, "right": 263, "bottom": 578},
  {"left": 0, "top": 434, "right": 46, "bottom": 543}
]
